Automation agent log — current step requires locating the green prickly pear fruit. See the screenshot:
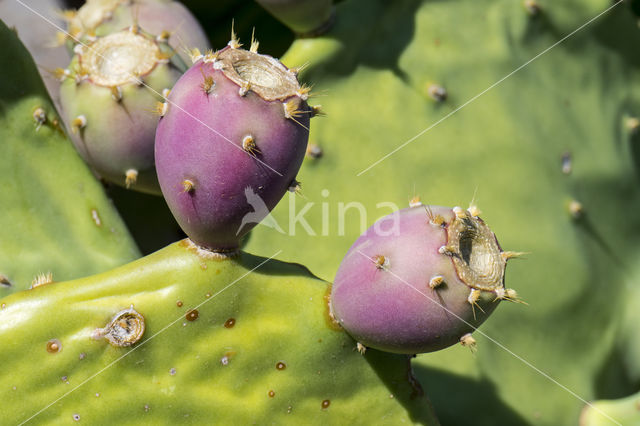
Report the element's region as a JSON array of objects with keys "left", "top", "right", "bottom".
[
  {"left": 0, "top": 241, "right": 439, "bottom": 424},
  {"left": 59, "top": 27, "right": 183, "bottom": 194}
]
